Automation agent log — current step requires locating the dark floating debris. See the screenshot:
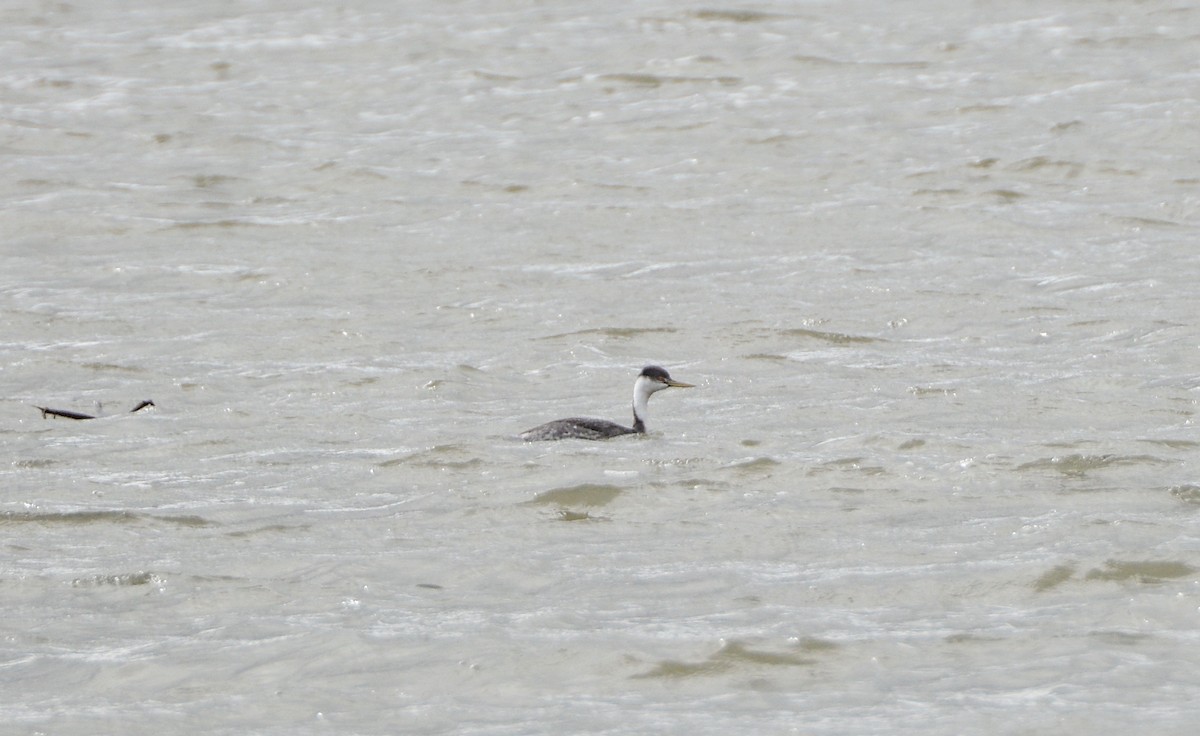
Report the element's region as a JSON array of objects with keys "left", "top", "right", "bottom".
[{"left": 35, "top": 400, "right": 155, "bottom": 421}]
